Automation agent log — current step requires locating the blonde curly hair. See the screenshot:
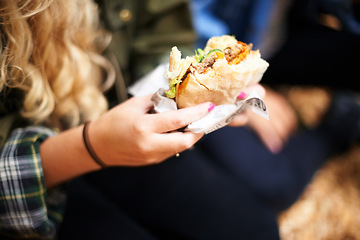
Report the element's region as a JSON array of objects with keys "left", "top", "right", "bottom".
[{"left": 0, "top": 0, "right": 114, "bottom": 130}]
